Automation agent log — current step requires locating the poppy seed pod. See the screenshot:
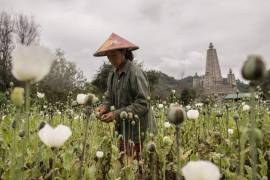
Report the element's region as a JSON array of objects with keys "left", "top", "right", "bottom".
[
  {"left": 233, "top": 114, "right": 239, "bottom": 121},
  {"left": 9, "top": 82, "right": 14, "bottom": 87},
  {"left": 10, "top": 87, "right": 25, "bottom": 107},
  {"left": 147, "top": 142, "right": 156, "bottom": 152},
  {"left": 168, "top": 104, "right": 186, "bottom": 125},
  {"left": 127, "top": 112, "right": 133, "bottom": 120},
  {"left": 110, "top": 106, "right": 115, "bottom": 111},
  {"left": 216, "top": 111, "right": 223, "bottom": 118},
  {"left": 120, "top": 111, "right": 128, "bottom": 120},
  {"left": 11, "top": 119, "right": 16, "bottom": 129},
  {"left": 241, "top": 55, "right": 266, "bottom": 81},
  {"left": 19, "top": 130, "right": 25, "bottom": 138},
  {"left": 134, "top": 114, "right": 139, "bottom": 120}
]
